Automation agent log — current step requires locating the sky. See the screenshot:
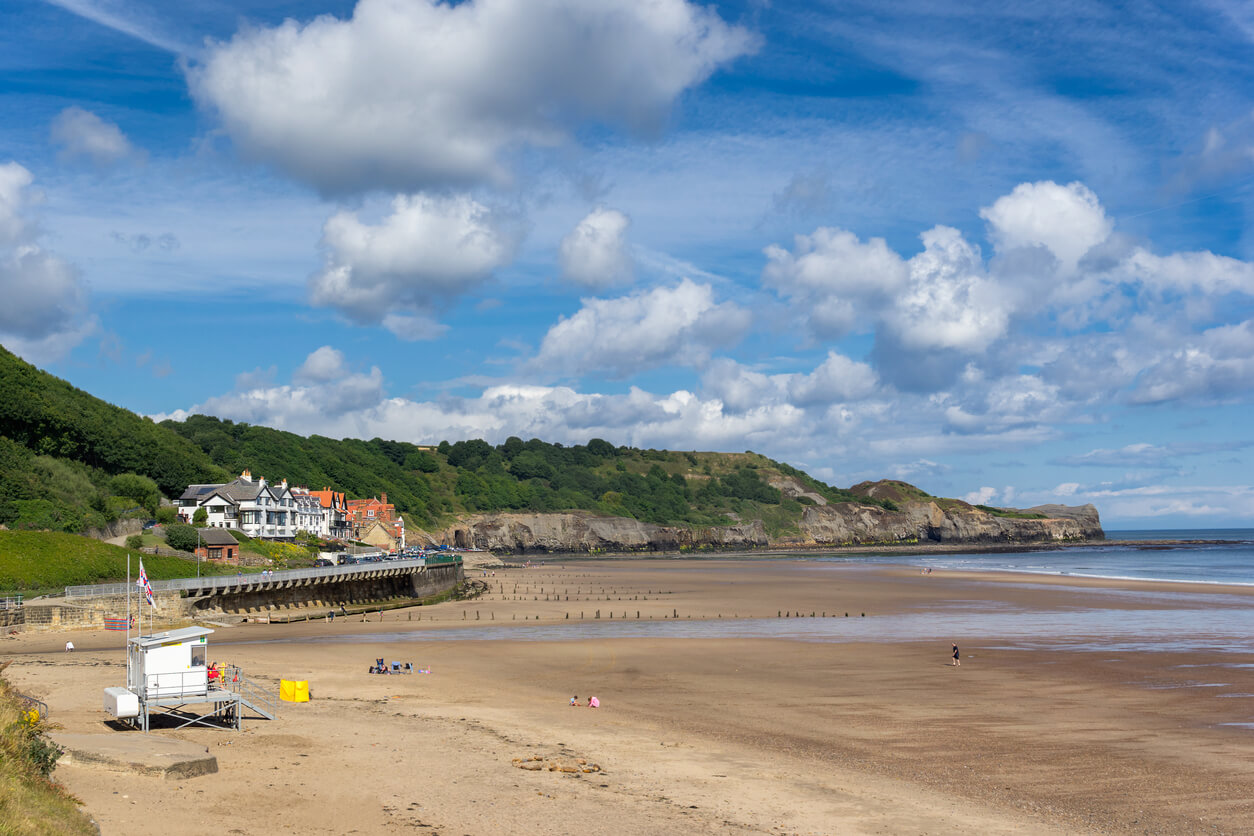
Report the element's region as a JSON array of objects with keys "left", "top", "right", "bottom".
[{"left": 3, "top": 0, "right": 1254, "bottom": 528}]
